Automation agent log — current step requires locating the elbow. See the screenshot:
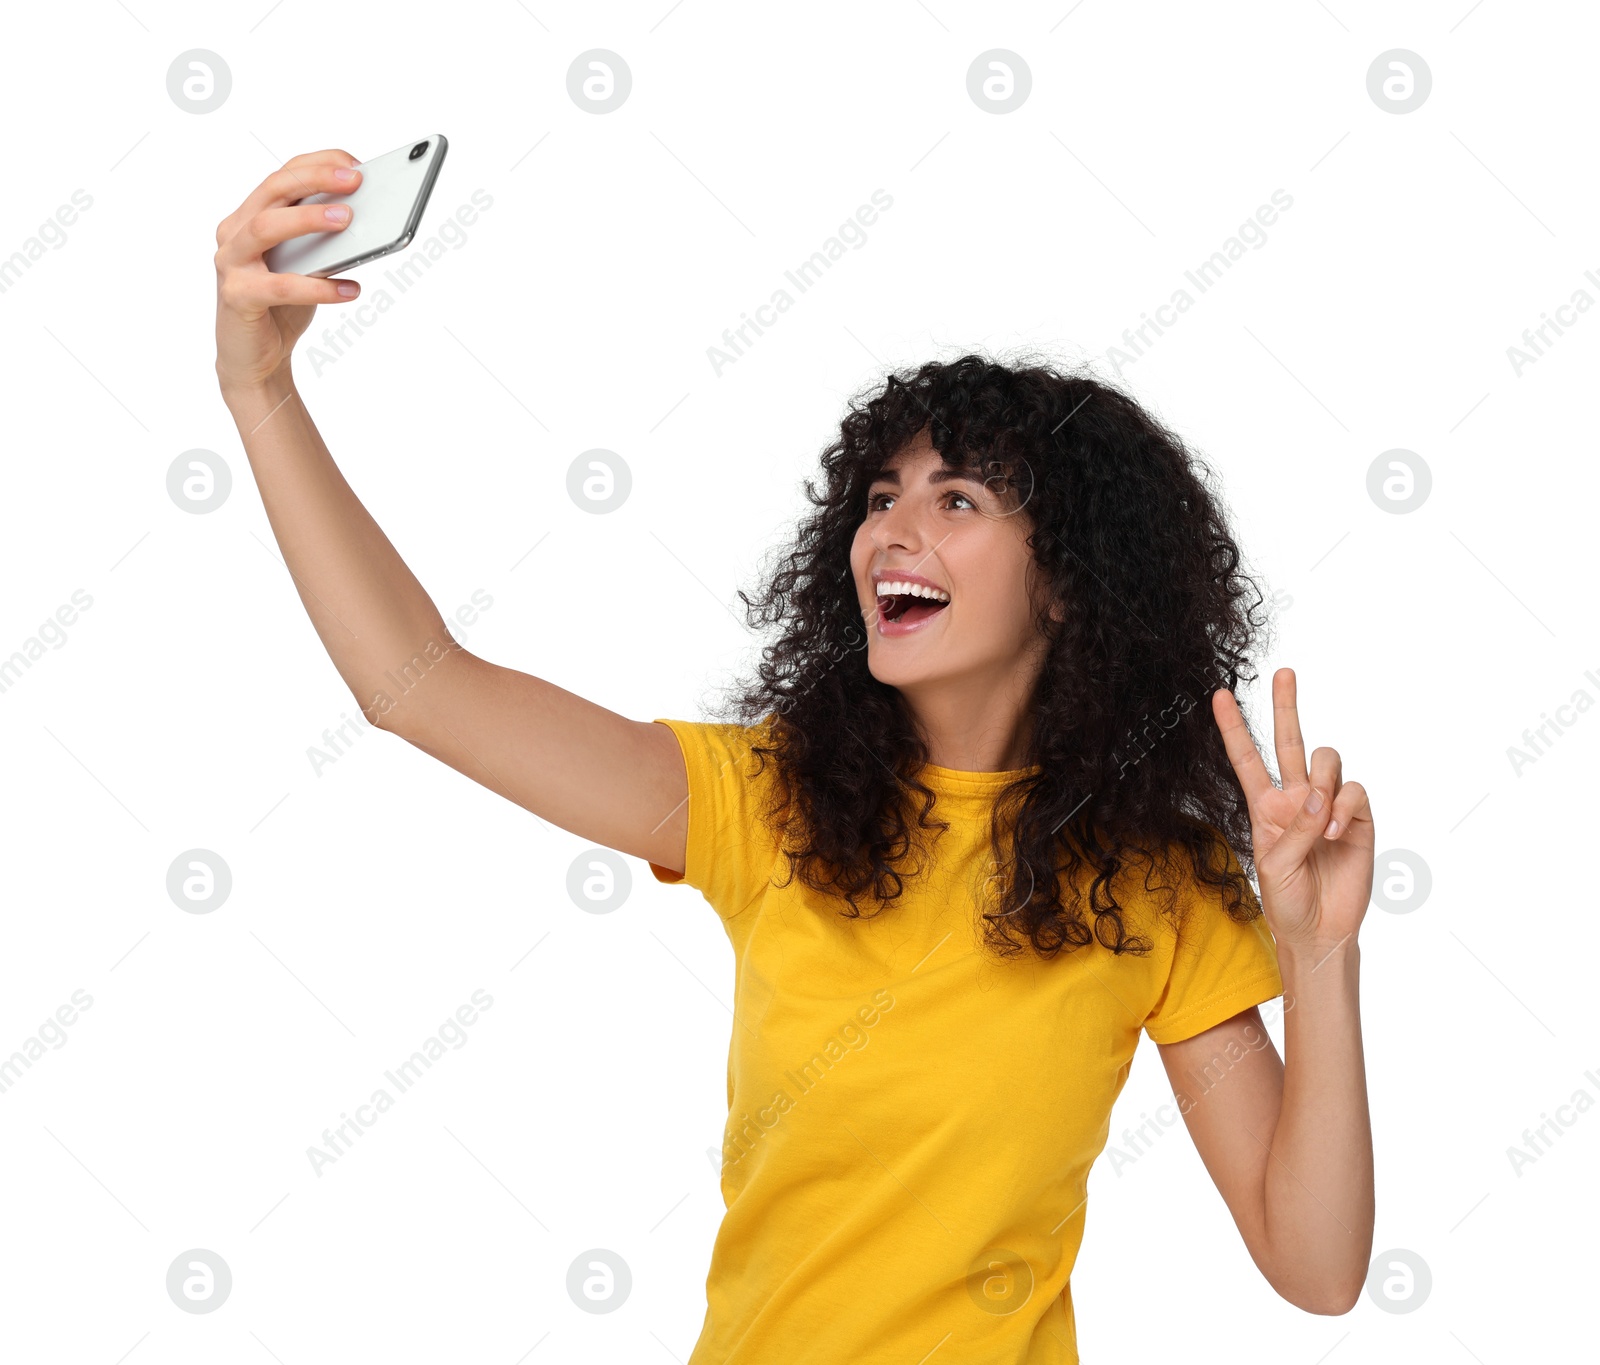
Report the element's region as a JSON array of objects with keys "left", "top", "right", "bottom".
[
  {"left": 1304, "top": 1288, "right": 1363, "bottom": 1317},
  {"left": 1259, "top": 1220, "right": 1374, "bottom": 1316},
  {"left": 348, "top": 697, "right": 388, "bottom": 729},
  {"left": 363, "top": 699, "right": 399, "bottom": 735},
  {"left": 352, "top": 691, "right": 404, "bottom": 737},
  {"left": 1278, "top": 1277, "right": 1364, "bottom": 1317},
  {"left": 360, "top": 642, "right": 473, "bottom": 740}
]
